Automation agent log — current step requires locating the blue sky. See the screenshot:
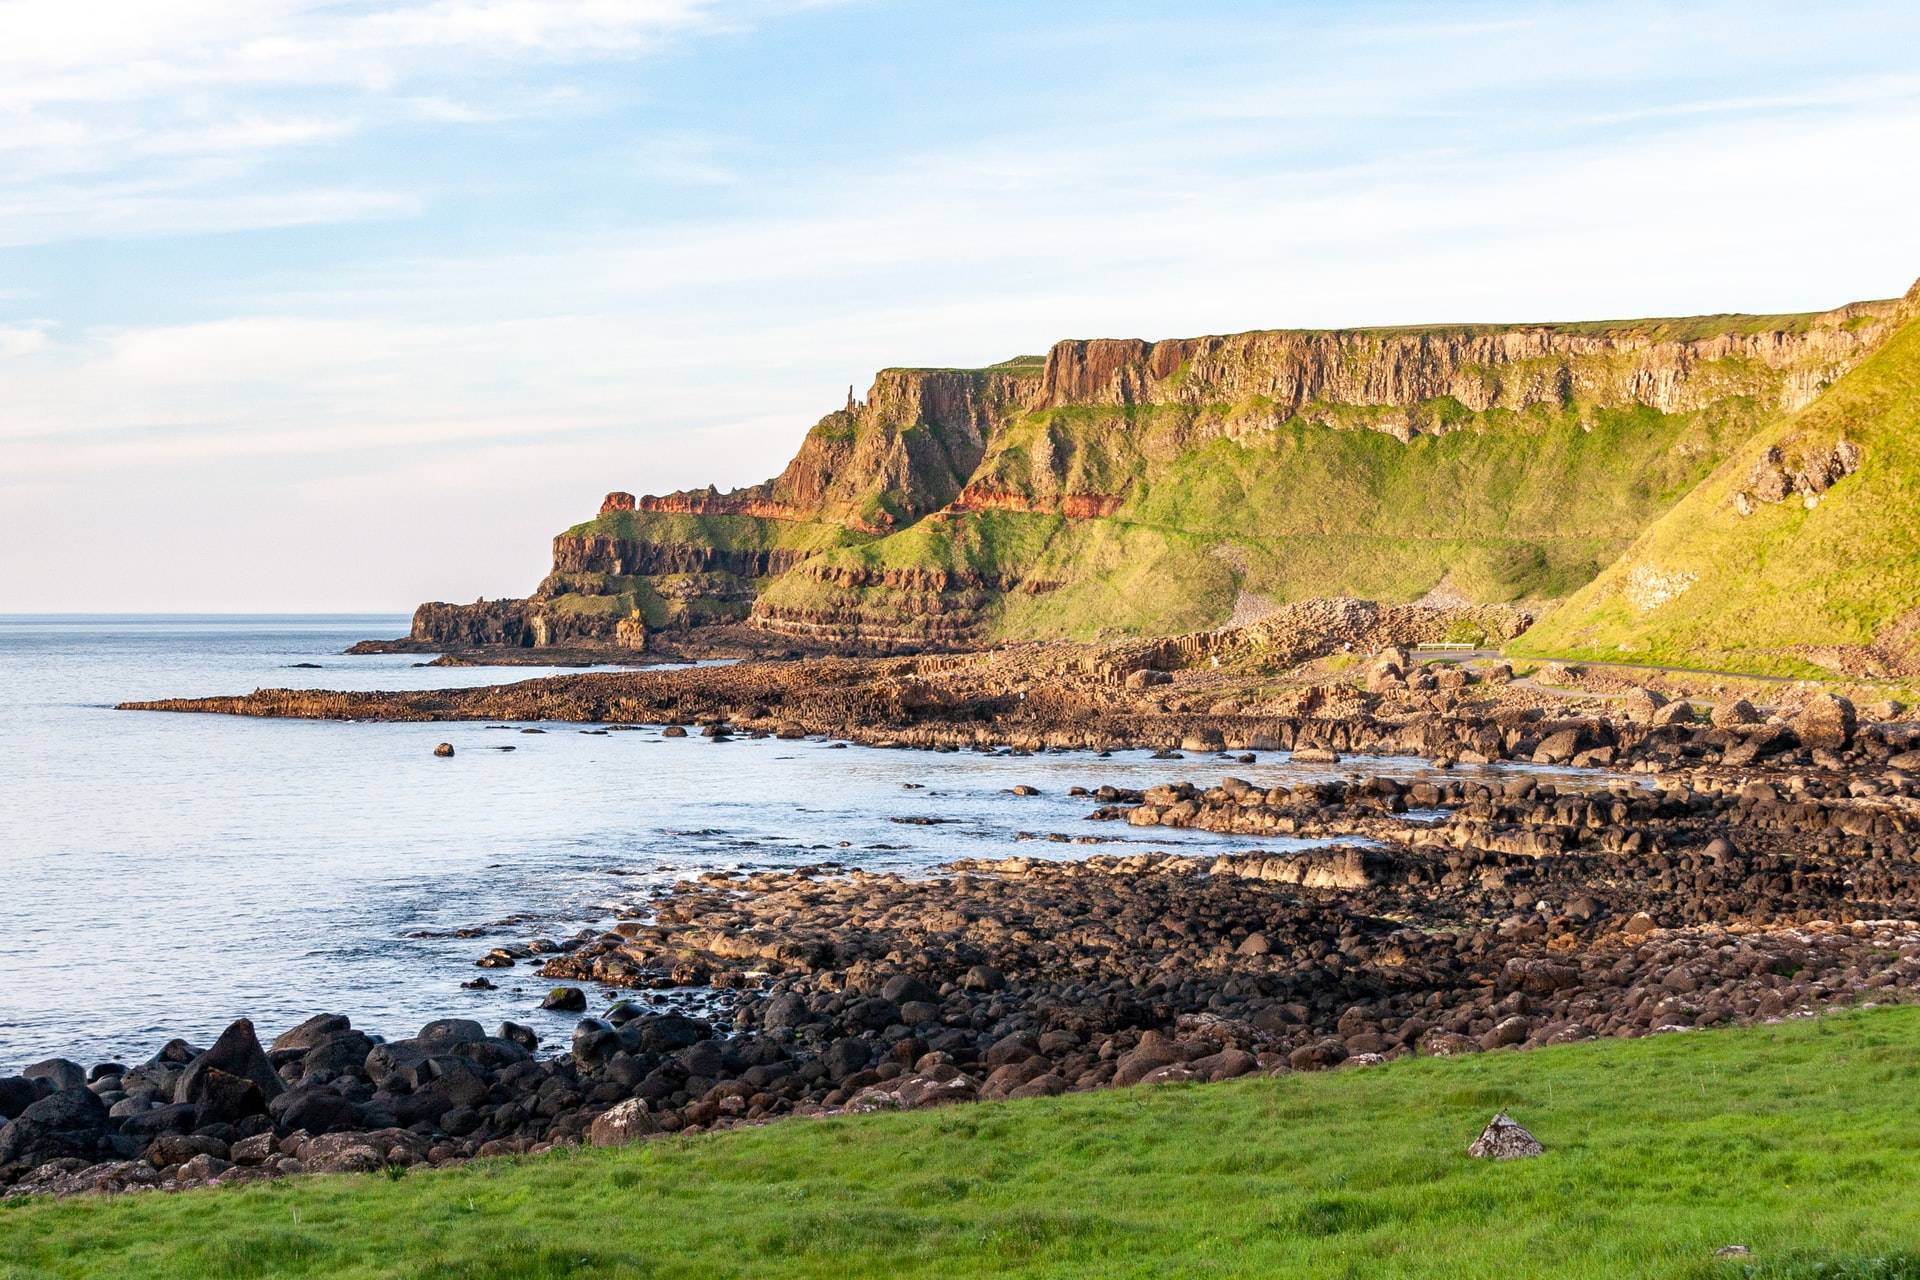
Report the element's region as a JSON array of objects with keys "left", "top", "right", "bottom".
[{"left": 4, "top": 0, "right": 1919, "bottom": 611}]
